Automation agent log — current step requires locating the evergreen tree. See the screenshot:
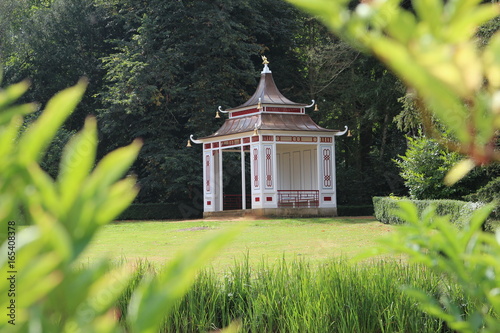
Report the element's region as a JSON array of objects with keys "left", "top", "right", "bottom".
[
  {"left": 99, "top": 0, "right": 303, "bottom": 203},
  {"left": 3, "top": 0, "right": 112, "bottom": 131}
]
